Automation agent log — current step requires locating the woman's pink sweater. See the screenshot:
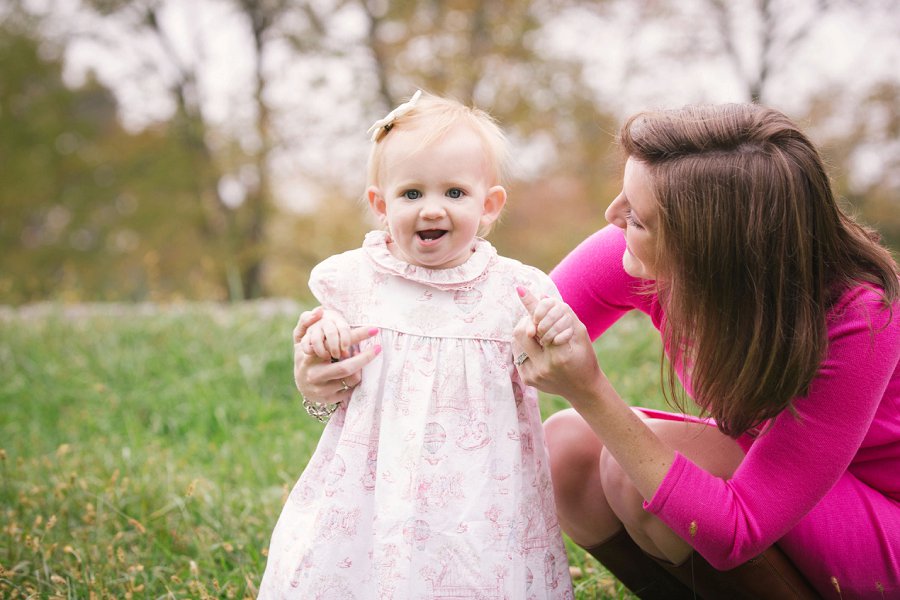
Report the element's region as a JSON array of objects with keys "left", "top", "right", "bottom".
[{"left": 551, "top": 224, "right": 900, "bottom": 598}]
